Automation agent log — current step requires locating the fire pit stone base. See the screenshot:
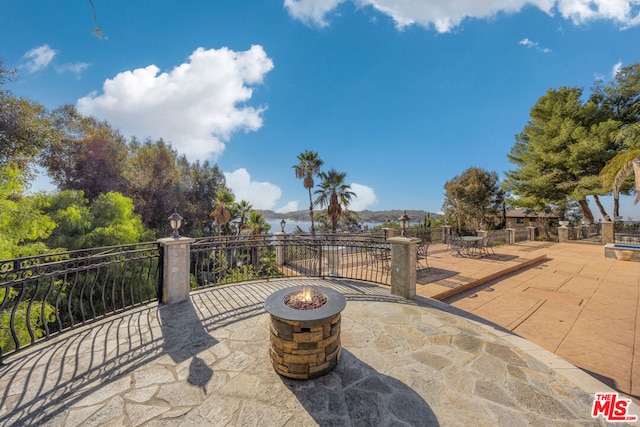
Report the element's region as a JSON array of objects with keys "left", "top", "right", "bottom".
[{"left": 269, "top": 313, "right": 341, "bottom": 379}]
